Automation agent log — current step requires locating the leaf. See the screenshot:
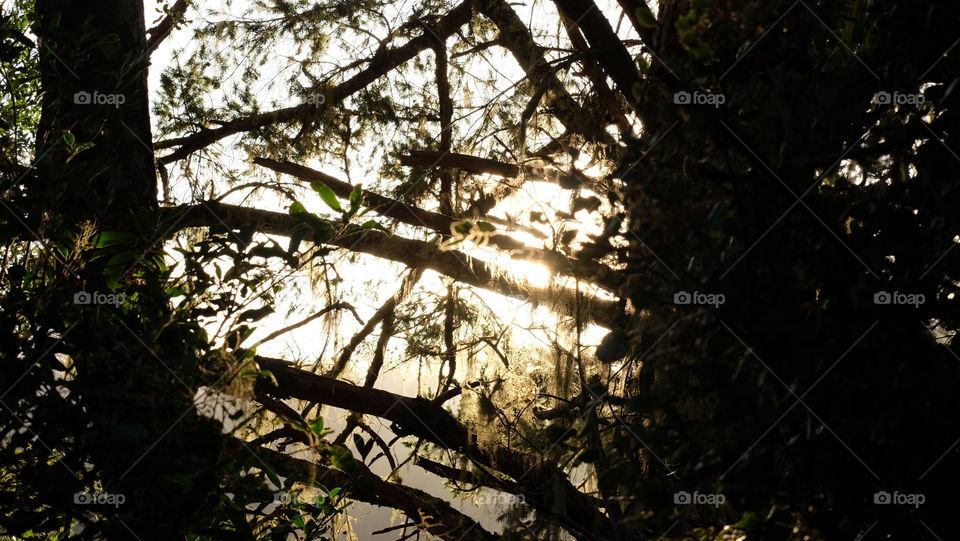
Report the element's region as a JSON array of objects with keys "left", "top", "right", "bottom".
[
  {"left": 309, "top": 418, "right": 326, "bottom": 436},
  {"left": 288, "top": 224, "right": 309, "bottom": 255},
  {"left": 62, "top": 131, "right": 75, "bottom": 147},
  {"left": 348, "top": 186, "right": 362, "bottom": 214},
  {"left": 237, "top": 306, "right": 273, "bottom": 323},
  {"left": 94, "top": 231, "right": 137, "bottom": 248},
  {"left": 249, "top": 243, "right": 287, "bottom": 260},
  {"left": 241, "top": 369, "right": 278, "bottom": 387},
  {"left": 310, "top": 181, "right": 342, "bottom": 212},
  {"left": 352, "top": 434, "right": 373, "bottom": 460},
  {"left": 451, "top": 220, "right": 473, "bottom": 237},
  {"left": 475, "top": 221, "right": 496, "bottom": 233},
  {"left": 289, "top": 201, "right": 307, "bottom": 215},
  {"left": 558, "top": 174, "right": 581, "bottom": 189},
  {"left": 359, "top": 220, "right": 390, "bottom": 234}
]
